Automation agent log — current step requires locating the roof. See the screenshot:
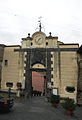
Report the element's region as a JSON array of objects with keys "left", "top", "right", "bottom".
[
  {"left": 5, "top": 45, "right": 21, "bottom": 47},
  {"left": 77, "top": 45, "right": 82, "bottom": 53}
]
